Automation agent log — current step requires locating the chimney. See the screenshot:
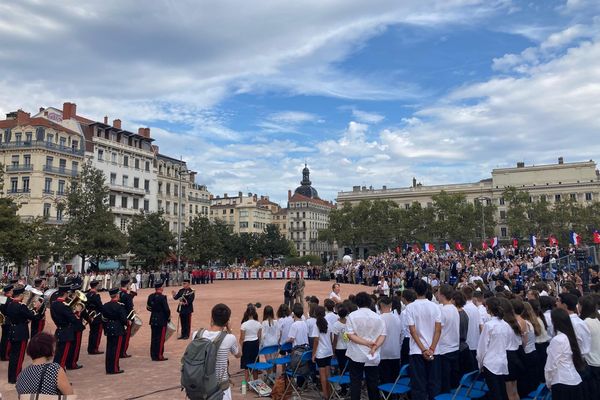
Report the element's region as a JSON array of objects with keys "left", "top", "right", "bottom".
[
  {"left": 138, "top": 127, "right": 145, "bottom": 136},
  {"left": 558, "top": 157, "right": 564, "bottom": 164},
  {"left": 383, "top": 185, "right": 387, "bottom": 190},
  {"left": 412, "top": 177, "right": 417, "bottom": 188},
  {"left": 113, "top": 119, "right": 121, "bottom": 129},
  {"left": 39, "top": 107, "right": 44, "bottom": 112},
  {"left": 224, "top": 193, "right": 228, "bottom": 198},
  {"left": 239, "top": 191, "right": 243, "bottom": 198},
  {"left": 288, "top": 190, "right": 292, "bottom": 200},
  {"left": 103, "top": 116, "right": 108, "bottom": 124},
  {"left": 253, "top": 194, "right": 257, "bottom": 201},
  {"left": 144, "top": 128, "right": 151, "bottom": 138},
  {"left": 62, "top": 102, "right": 76, "bottom": 120},
  {"left": 517, "top": 162, "right": 525, "bottom": 168},
  {"left": 16, "top": 110, "right": 31, "bottom": 124}
]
